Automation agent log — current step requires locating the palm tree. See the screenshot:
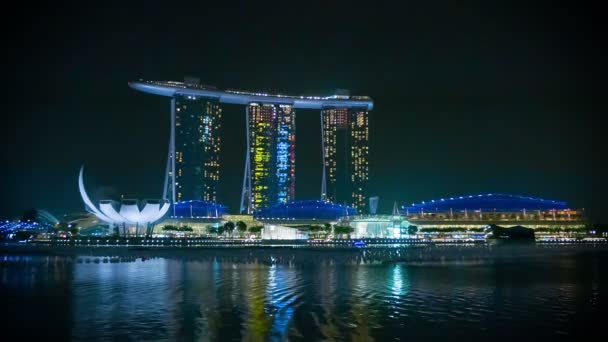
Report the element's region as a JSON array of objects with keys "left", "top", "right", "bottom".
[
  {"left": 218, "top": 224, "right": 226, "bottom": 236},
  {"left": 223, "top": 221, "right": 235, "bottom": 237}
]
